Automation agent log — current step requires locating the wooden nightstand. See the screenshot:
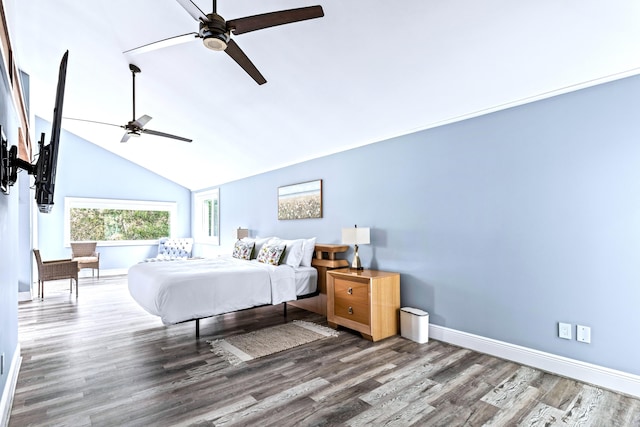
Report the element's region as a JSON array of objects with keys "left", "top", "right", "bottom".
[{"left": 327, "top": 268, "right": 400, "bottom": 341}]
